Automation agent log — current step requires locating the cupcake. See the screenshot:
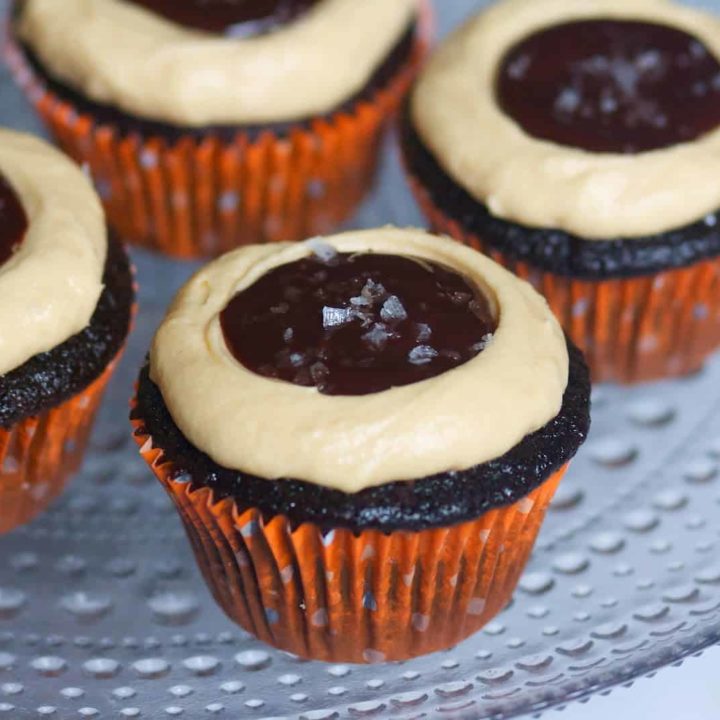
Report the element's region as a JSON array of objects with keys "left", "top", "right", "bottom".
[
  {"left": 8, "top": 0, "right": 429, "bottom": 259},
  {"left": 402, "top": 0, "right": 720, "bottom": 383},
  {"left": 131, "top": 227, "right": 590, "bottom": 662},
  {"left": 0, "top": 129, "right": 135, "bottom": 533}
]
